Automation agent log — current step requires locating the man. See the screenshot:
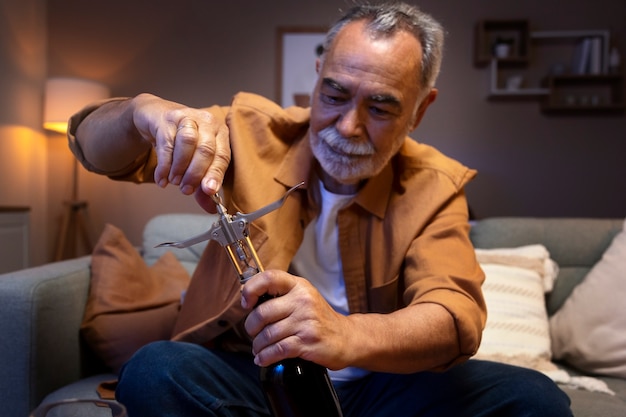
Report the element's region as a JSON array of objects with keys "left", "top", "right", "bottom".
[{"left": 70, "top": 2, "right": 572, "bottom": 416}]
